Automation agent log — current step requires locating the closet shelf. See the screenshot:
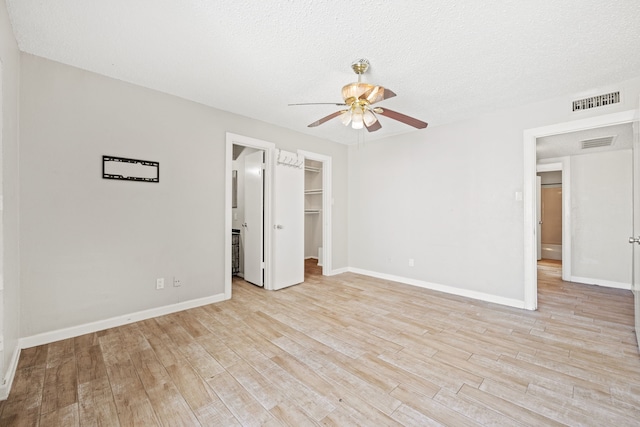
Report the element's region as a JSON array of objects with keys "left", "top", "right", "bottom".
[
  {"left": 305, "top": 166, "right": 321, "bottom": 173},
  {"left": 305, "top": 209, "right": 321, "bottom": 214},
  {"left": 305, "top": 189, "right": 322, "bottom": 195}
]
